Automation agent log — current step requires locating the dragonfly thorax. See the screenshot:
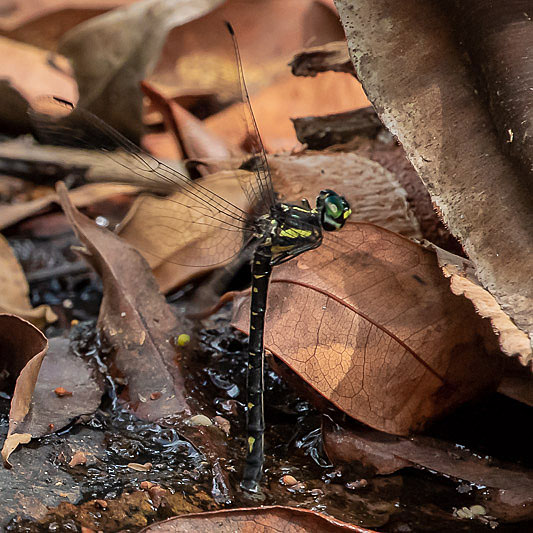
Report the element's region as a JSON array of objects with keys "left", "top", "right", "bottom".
[{"left": 254, "top": 202, "right": 323, "bottom": 265}]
